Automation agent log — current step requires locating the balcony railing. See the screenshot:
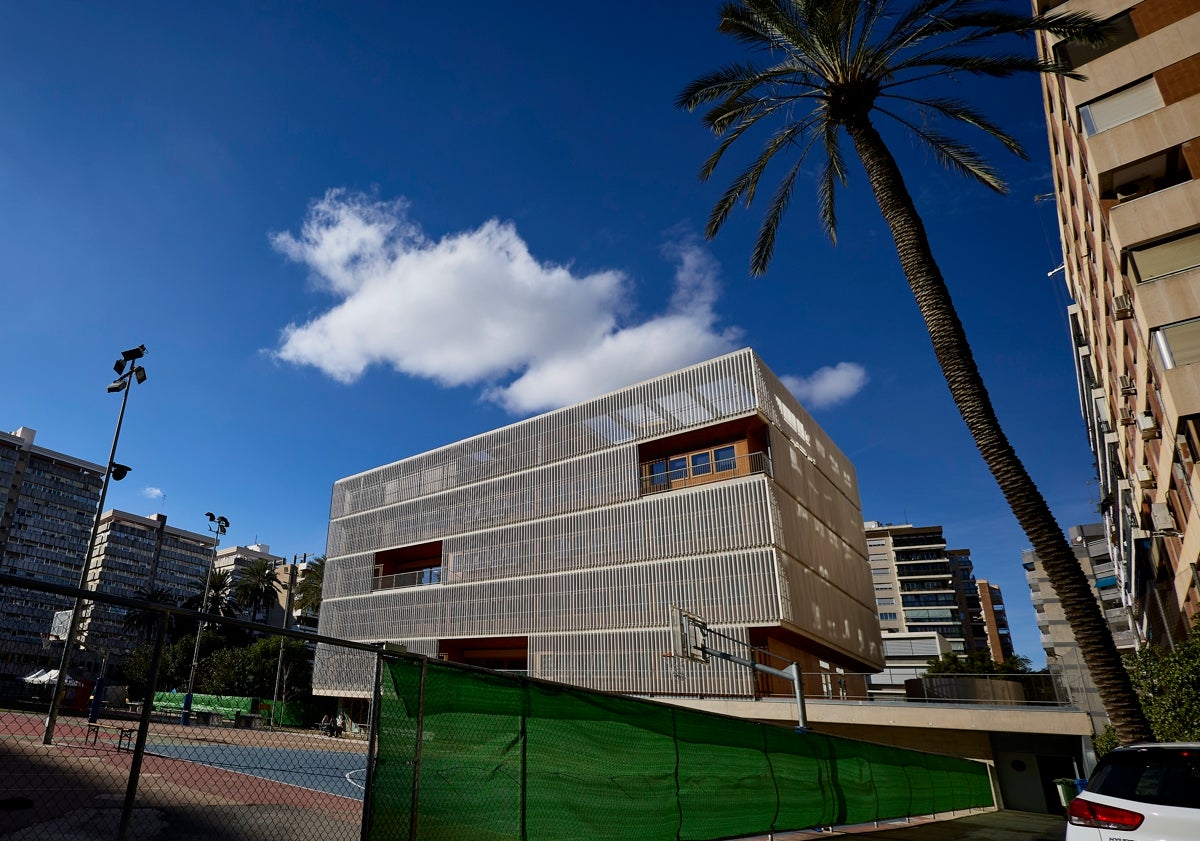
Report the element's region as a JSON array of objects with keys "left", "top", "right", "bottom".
[
  {"left": 372, "top": 567, "right": 441, "bottom": 591},
  {"left": 639, "top": 450, "right": 770, "bottom": 495}
]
